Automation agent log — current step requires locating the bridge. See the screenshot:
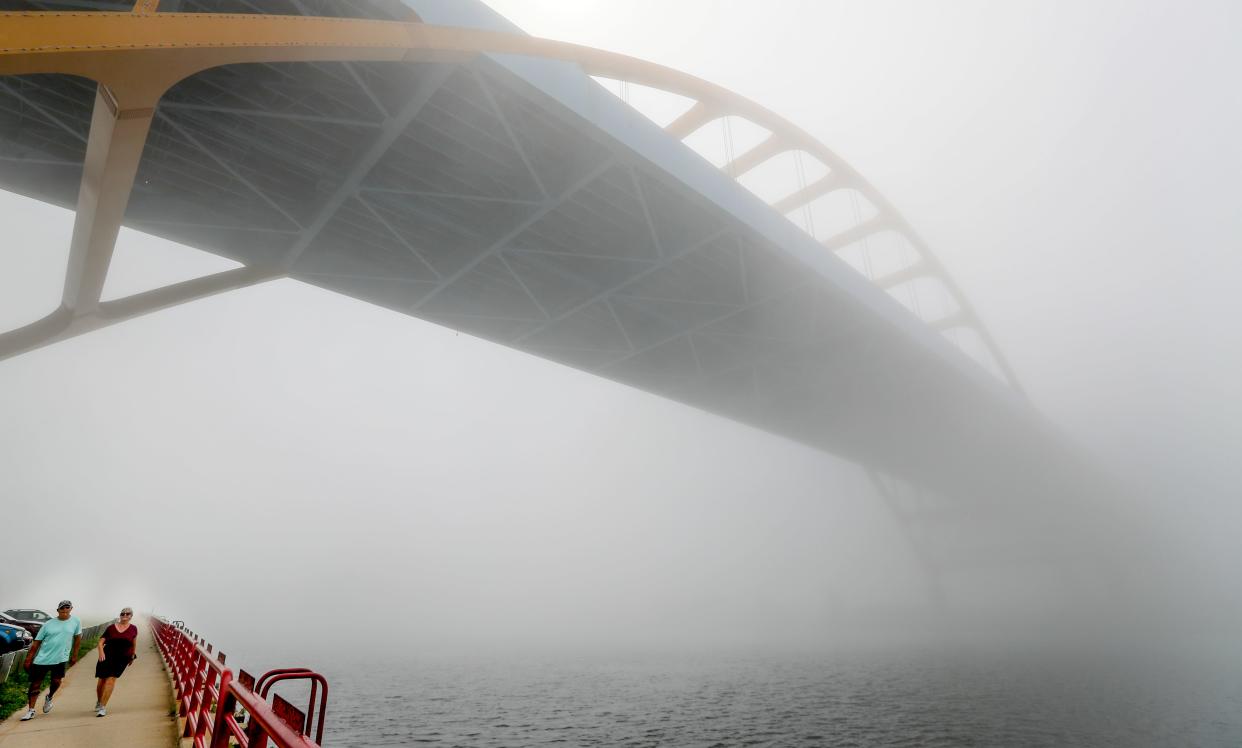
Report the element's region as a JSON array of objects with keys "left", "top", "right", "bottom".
[
  {"left": 0, "top": 0, "right": 1110, "bottom": 567},
  {"left": 0, "top": 4, "right": 1132, "bottom": 746}
]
